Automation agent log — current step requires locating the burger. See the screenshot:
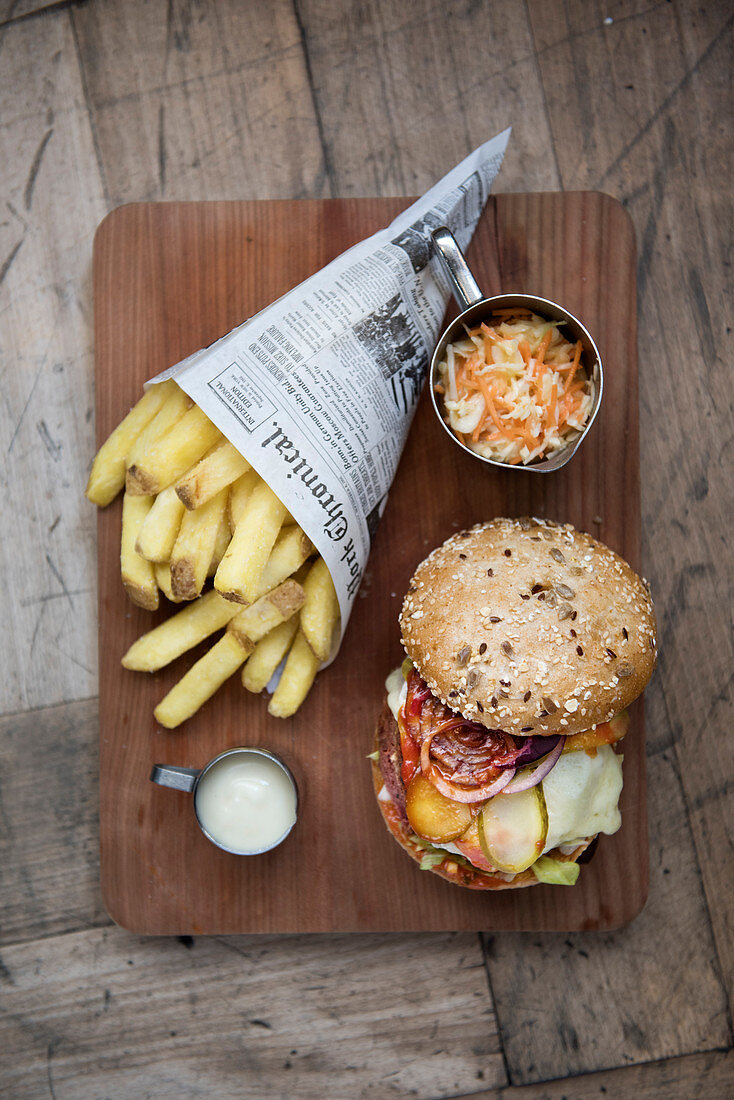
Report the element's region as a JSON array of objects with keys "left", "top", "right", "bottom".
[{"left": 372, "top": 518, "right": 657, "bottom": 889}]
